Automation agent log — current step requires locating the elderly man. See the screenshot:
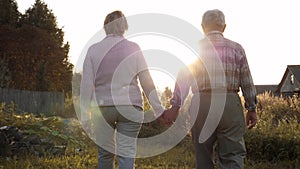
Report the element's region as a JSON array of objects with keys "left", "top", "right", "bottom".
[{"left": 163, "top": 9, "right": 257, "bottom": 169}]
